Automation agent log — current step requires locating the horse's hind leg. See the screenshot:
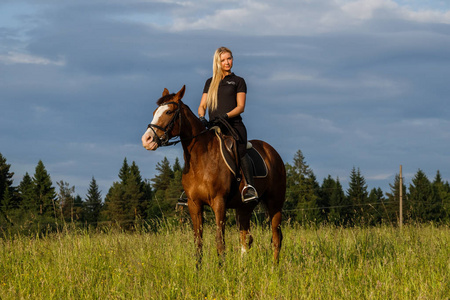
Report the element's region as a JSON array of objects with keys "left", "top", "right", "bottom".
[
  {"left": 236, "top": 209, "right": 253, "bottom": 255},
  {"left": 269, "top": 209, "right": 283, "bottom": 263}
]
